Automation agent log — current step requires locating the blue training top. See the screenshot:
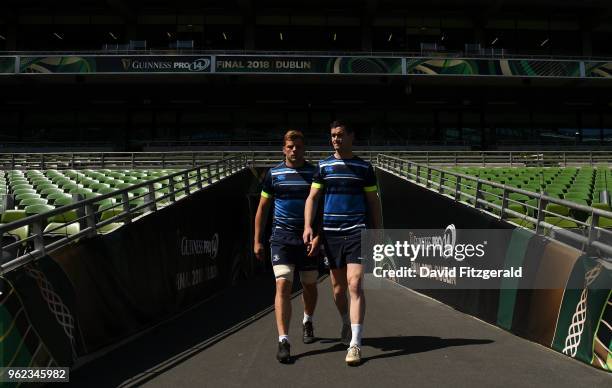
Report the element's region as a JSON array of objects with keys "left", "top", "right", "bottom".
[
  {"left": 312, "top": 155, "right": 377, "bottom": 234},
  {"left": 261, "top": 161, "right": 316, "bottom": 233}
]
